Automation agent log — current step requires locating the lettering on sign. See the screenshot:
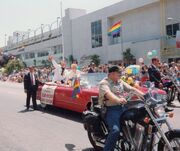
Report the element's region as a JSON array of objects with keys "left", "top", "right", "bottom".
[{"left": 41, "top": 85, "right": 57, "bottom": 105}]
